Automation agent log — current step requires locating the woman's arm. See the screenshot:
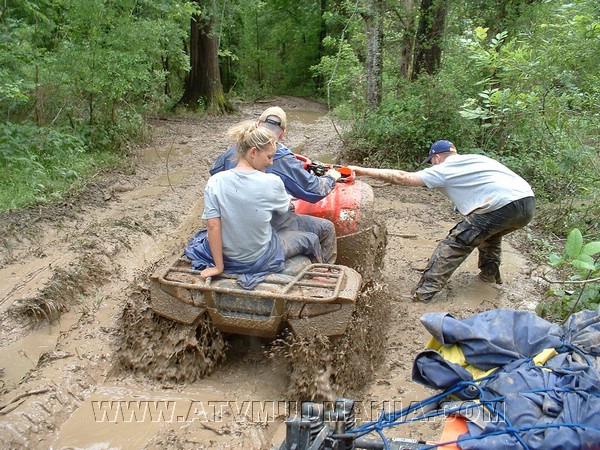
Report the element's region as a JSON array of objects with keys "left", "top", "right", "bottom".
[{"left": 202, "top": 217, "right": 225, "bottom": 278}]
